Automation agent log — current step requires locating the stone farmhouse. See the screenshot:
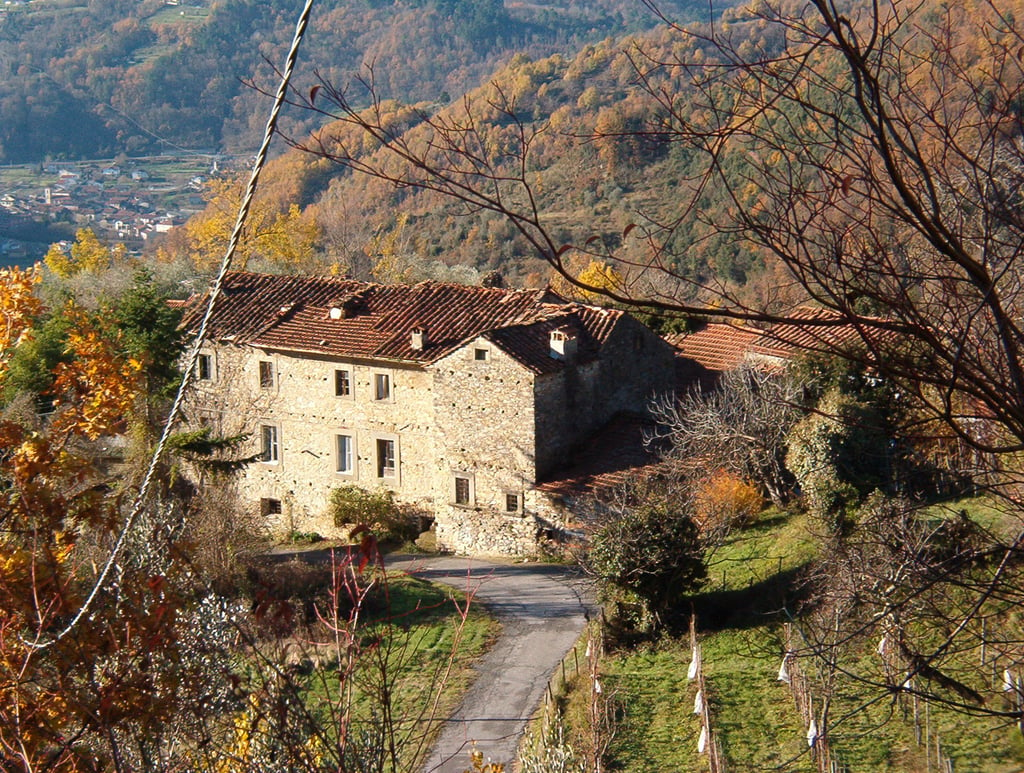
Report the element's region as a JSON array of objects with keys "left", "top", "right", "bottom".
[{"left": 181, "top": 271, "right": 675, "bottom": 555}]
